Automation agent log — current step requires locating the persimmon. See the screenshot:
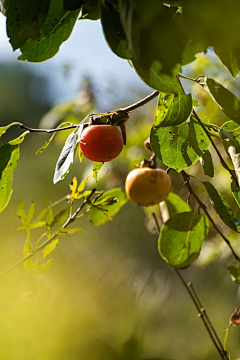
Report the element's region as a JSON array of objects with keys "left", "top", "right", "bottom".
[
  {"left": 125, "top": 167, "right": 171, "bottom": 206},
  {"left": 79, "top": 124, "right": 124, "bottom": 162}
]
